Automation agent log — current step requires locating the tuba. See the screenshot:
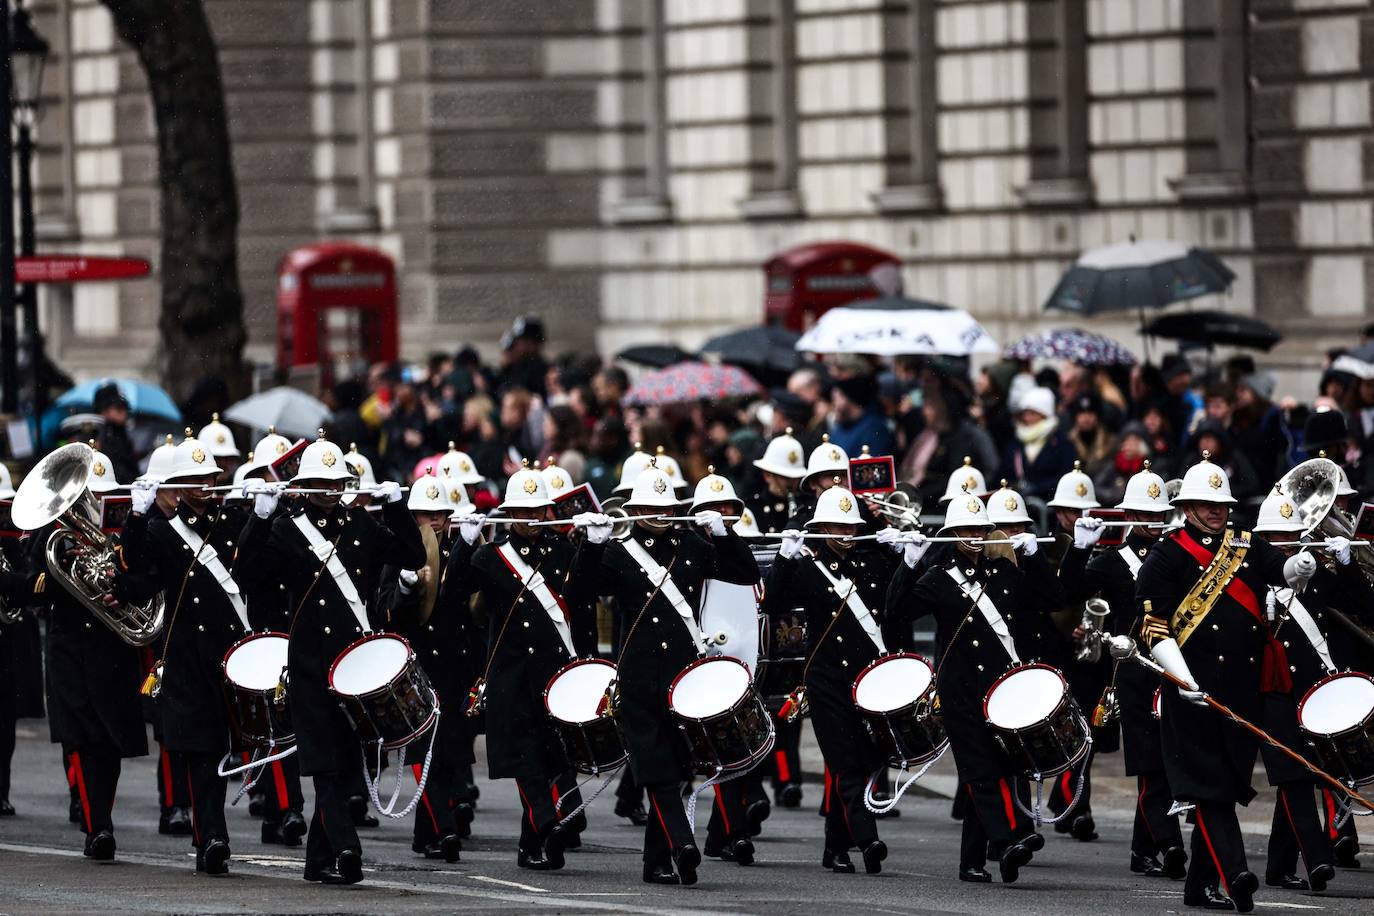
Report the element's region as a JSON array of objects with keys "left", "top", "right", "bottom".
[
  {"left": 1075, "top": 597, "right": 1111, "bottom": 663},
  {"left": 11, "top": 443, "right": 164, "bottom": 646},
  {"left": 600, "top": 496, "right": 635, "bottom": 542}
]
